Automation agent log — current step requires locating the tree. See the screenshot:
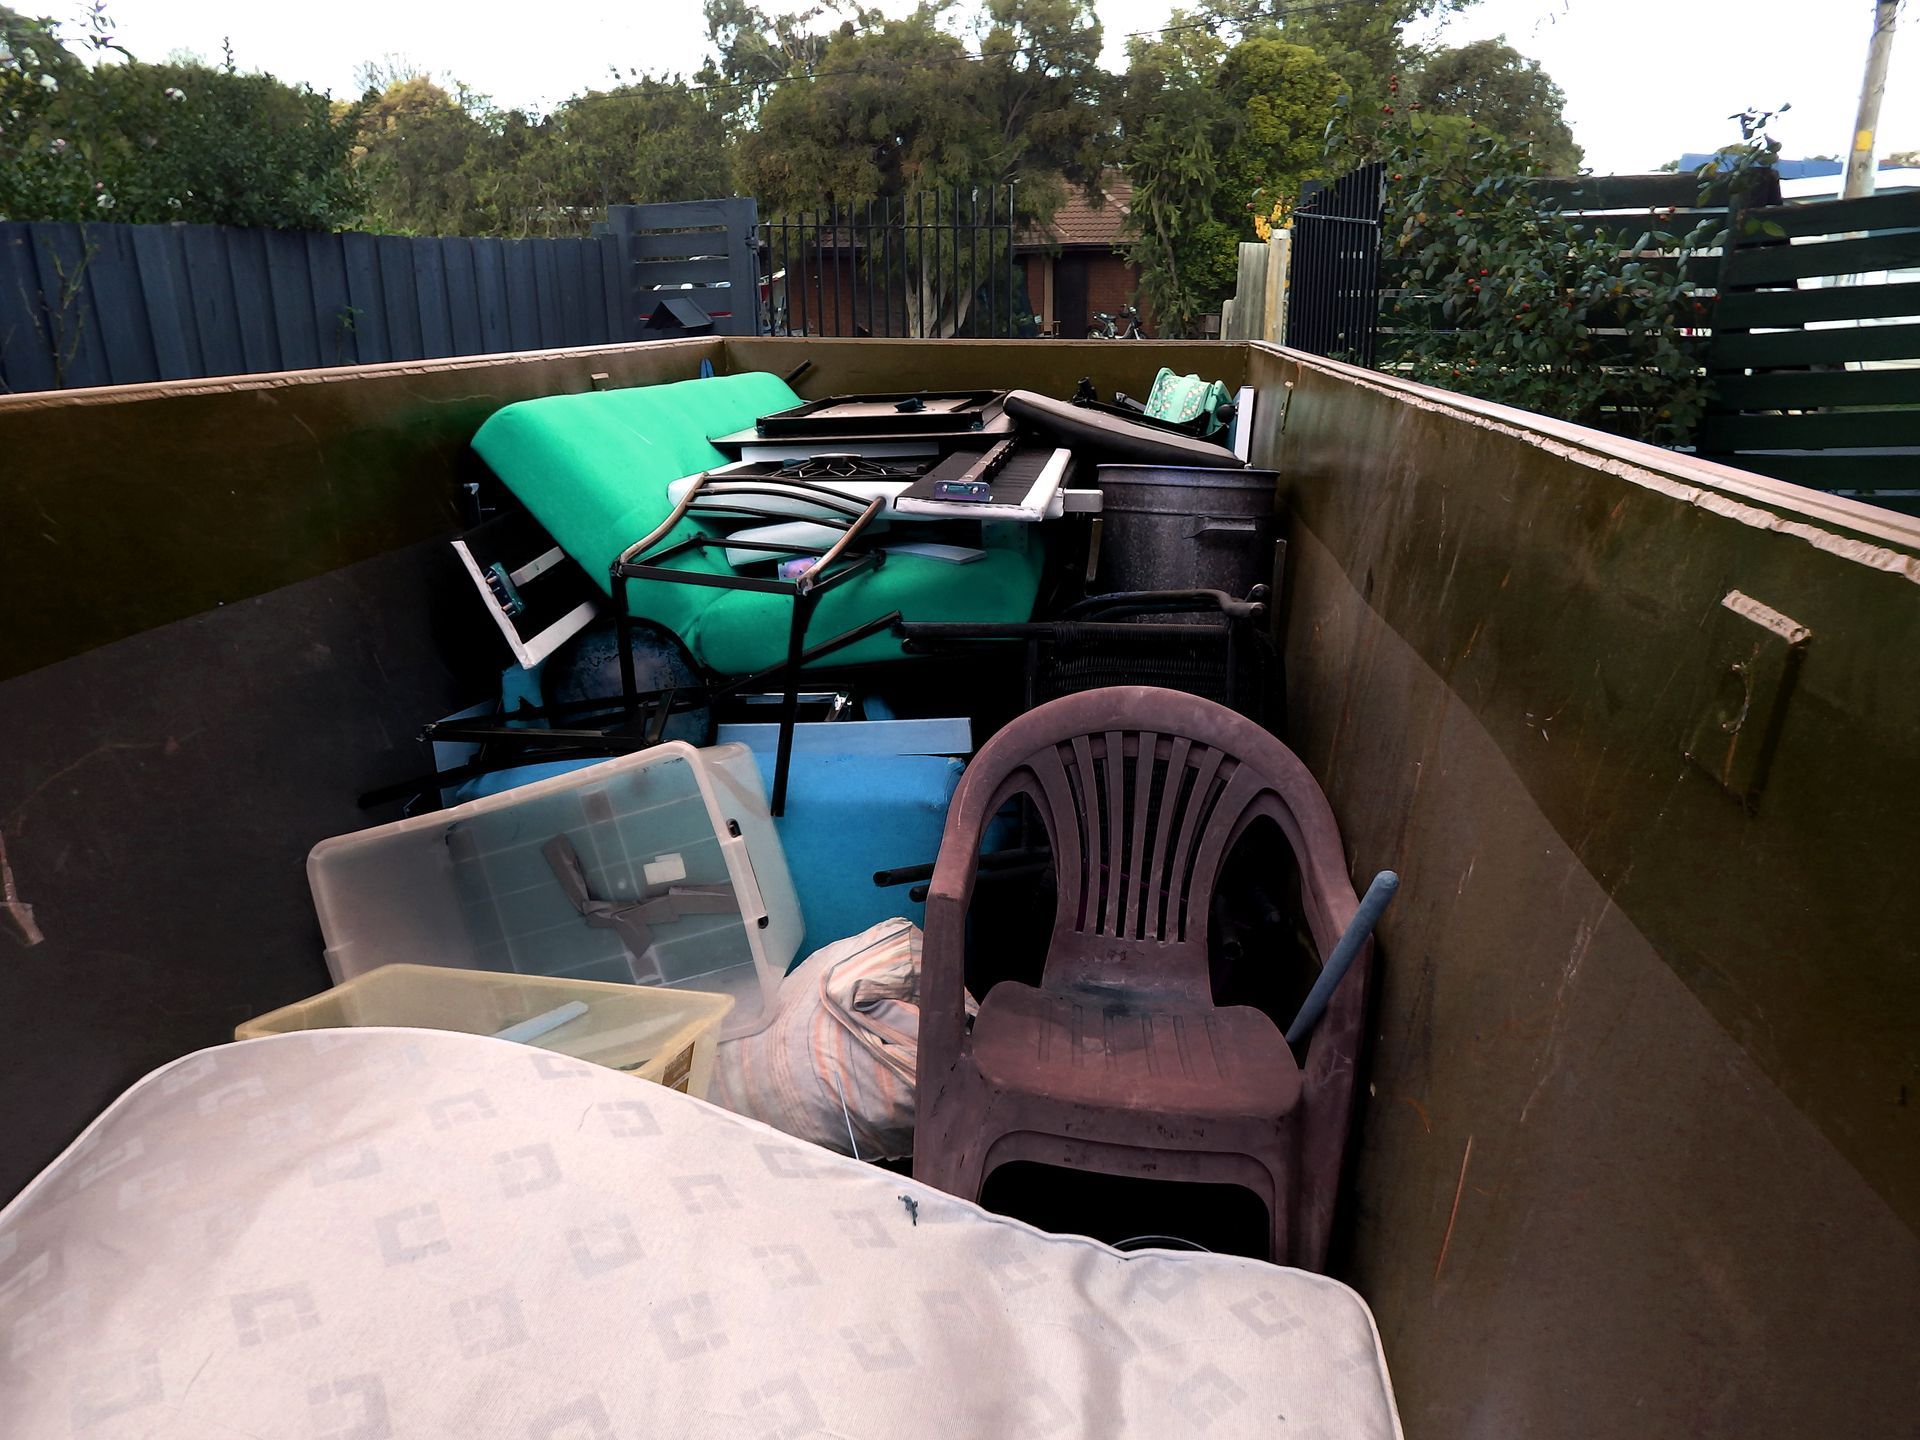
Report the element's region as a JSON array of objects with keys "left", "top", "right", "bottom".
[
  {"left": 1118, "top": 20, "right": 1344, "bottom": 335},
  {"left": 1374, "top": 109, "right": 1782, "bottom": 446},
  {"left": 352, "top": 73, "right": 494, "bottom": 234},
  {"left": 351, "top": 63, "right": 730, "bottom": 237},
  {"left": 1, "top": 5, "right": 101, "bottom": 223},
  {"left": 1203, "top": 0, "right": 1479, "bottom": 114},
  {"left": 731, "top": 0, "right": 1104, "bottom": 208},
  {"left": 2, "top": 6, "right": 361, "bottom": 228},
  {"left": 727, "top": 0, "right": 1105, "bottom": 336},
  {"left": 973, "top": 0, "right": 1109, "bottom": 194},
  {"left": 1218, "top": 39, "right": 1346, "bottom": 212},
  {"left": 698, "top": 0, "right": 834, "bottom": 130},
  {"left": 734, "top": 7, "right": 979, "bottom": 208},
  {"left": 528, "top": 80, "right": 730, "bottom": 232},
  {"left": 1115, "top": 14, "right": 1232, "bottom": 336},
  {"left": 1409, "top": 38, "right": 1581, "bottom": 174}
]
